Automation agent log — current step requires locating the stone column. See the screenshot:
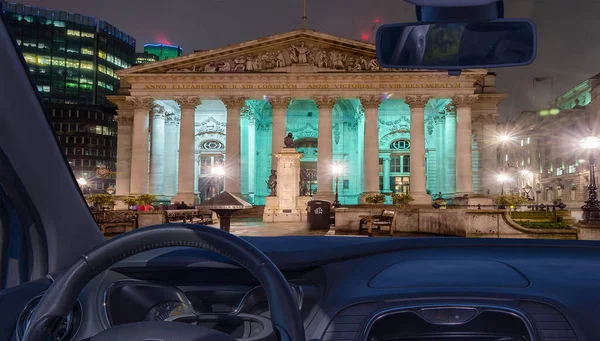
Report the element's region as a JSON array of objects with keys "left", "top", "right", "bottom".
[
  {"left": 149, "top": 106, "right": 166, "bottom": 195},
  {"left": 126, "top": 96, "right": 154, "bottom": 195},
  {"left": 313, "top": 95, "right": 338, "bottom": 201},
  {"left": 405, "top": 95, "right": 432, "bottom": 205},
  {"left": 222, "top": 96, "right": 247, "bottom": 195},
  {"left": 453, "top": 95, "right": 479, "bottom": 196},
  {"left": 444, "top": 110, "right": 457, "bottom": 196},
  {"left": 173, "top": 96, "right": 202, "bottom": 205},
  {"left": 114, "top": 114, "right": 133, "bottom": 196},
  {"left": 482, "top": 113, "right": 499, "bottom": 194},
  {"left": 382, "top": 155, "right": 391, "bottom": 193},
  {"left": 359, "top": 95, "right": 383, "bottom": 197},
  {"left": 248, "top": 117, "right": 256, "bottom": 200},
  {"left": 163, "top": 112, "right": 180, "bottom": 197},
  {"left": 269, "top": 96, "right": 291, "bottom": 169}
]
